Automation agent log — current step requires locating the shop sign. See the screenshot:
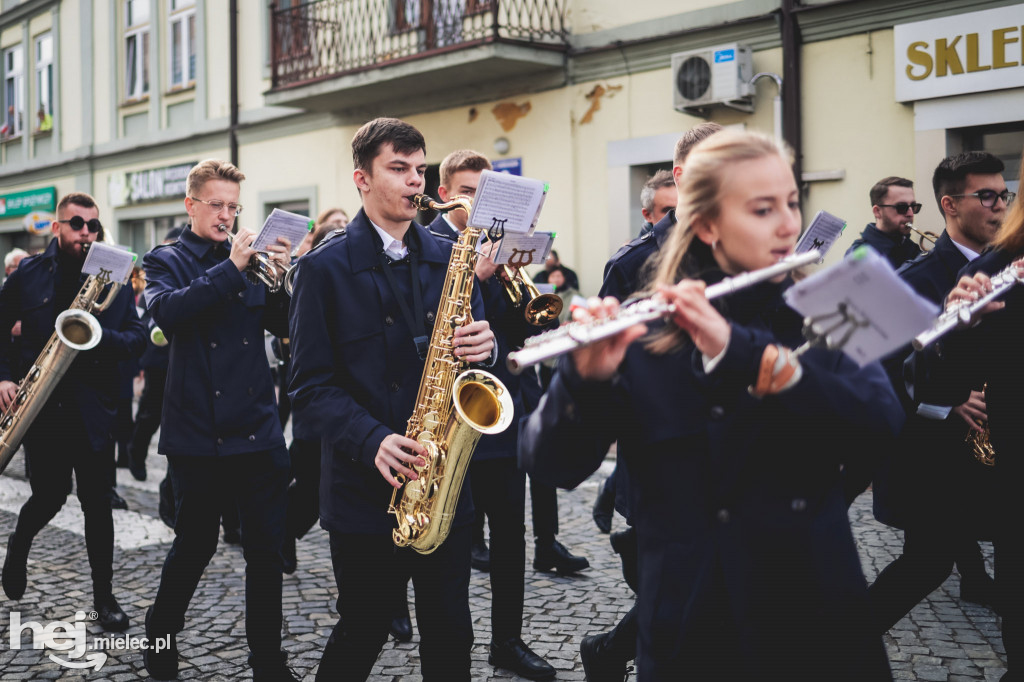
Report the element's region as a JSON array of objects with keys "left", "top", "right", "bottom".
[
  {"left": 23, "top": 212, "right": 53, "bottom": 235},
  {"left": 109, "top": 162, "right": 196, "bottom": 207},
  {"left": 492, "top": 158, "right": 522, "bottom": 176},
  {"left": 895, "top": 5, "right": 1024, "bottom": 102},
  {"left": 0, "top": 187, "right": 56, "bottom": 218}
]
